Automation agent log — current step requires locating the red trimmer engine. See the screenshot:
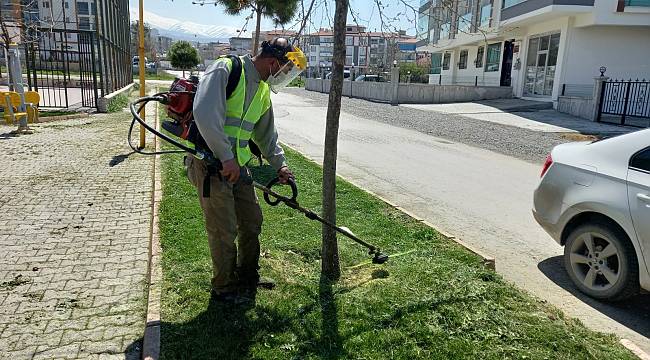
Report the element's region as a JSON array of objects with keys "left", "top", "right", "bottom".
[{"left": 161, "top": 76, "right": 199, "bottom": 140}]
